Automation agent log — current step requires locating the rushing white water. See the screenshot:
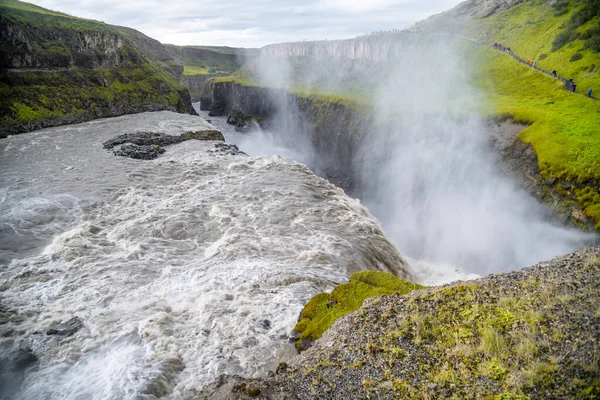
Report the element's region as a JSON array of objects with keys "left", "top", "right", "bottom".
[
  {"left": 235, "top": 40, "right": 596, "bottom": 277},
  {"left": 0, "top": 111, "right": 410, "bottom": 399}
]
